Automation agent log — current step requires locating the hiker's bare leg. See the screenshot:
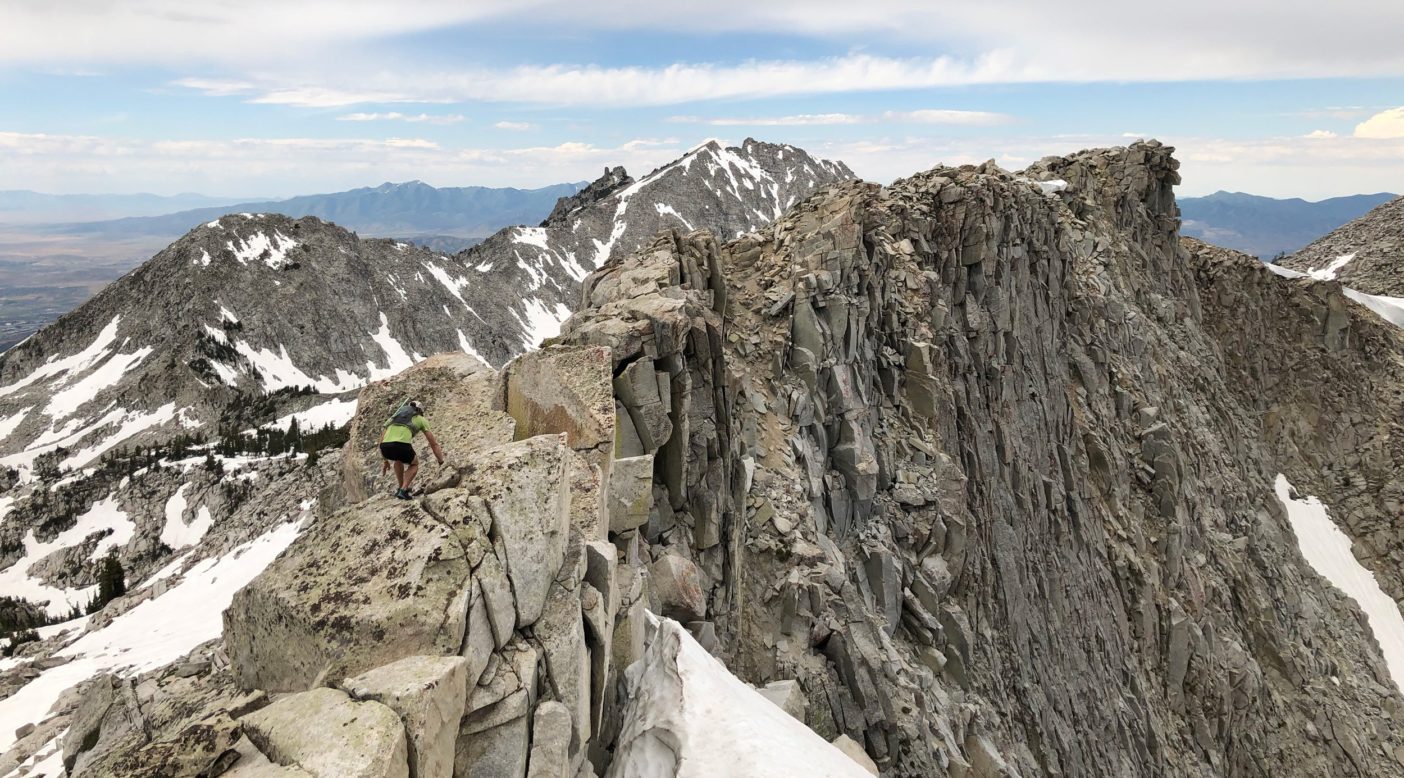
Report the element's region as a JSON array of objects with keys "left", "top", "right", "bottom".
[
  {"left": 404, "top": 461, "right": 419, "bottom": 490},
  {"left": 393, "top": 462, "right": 405, "bottom": 488}
]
